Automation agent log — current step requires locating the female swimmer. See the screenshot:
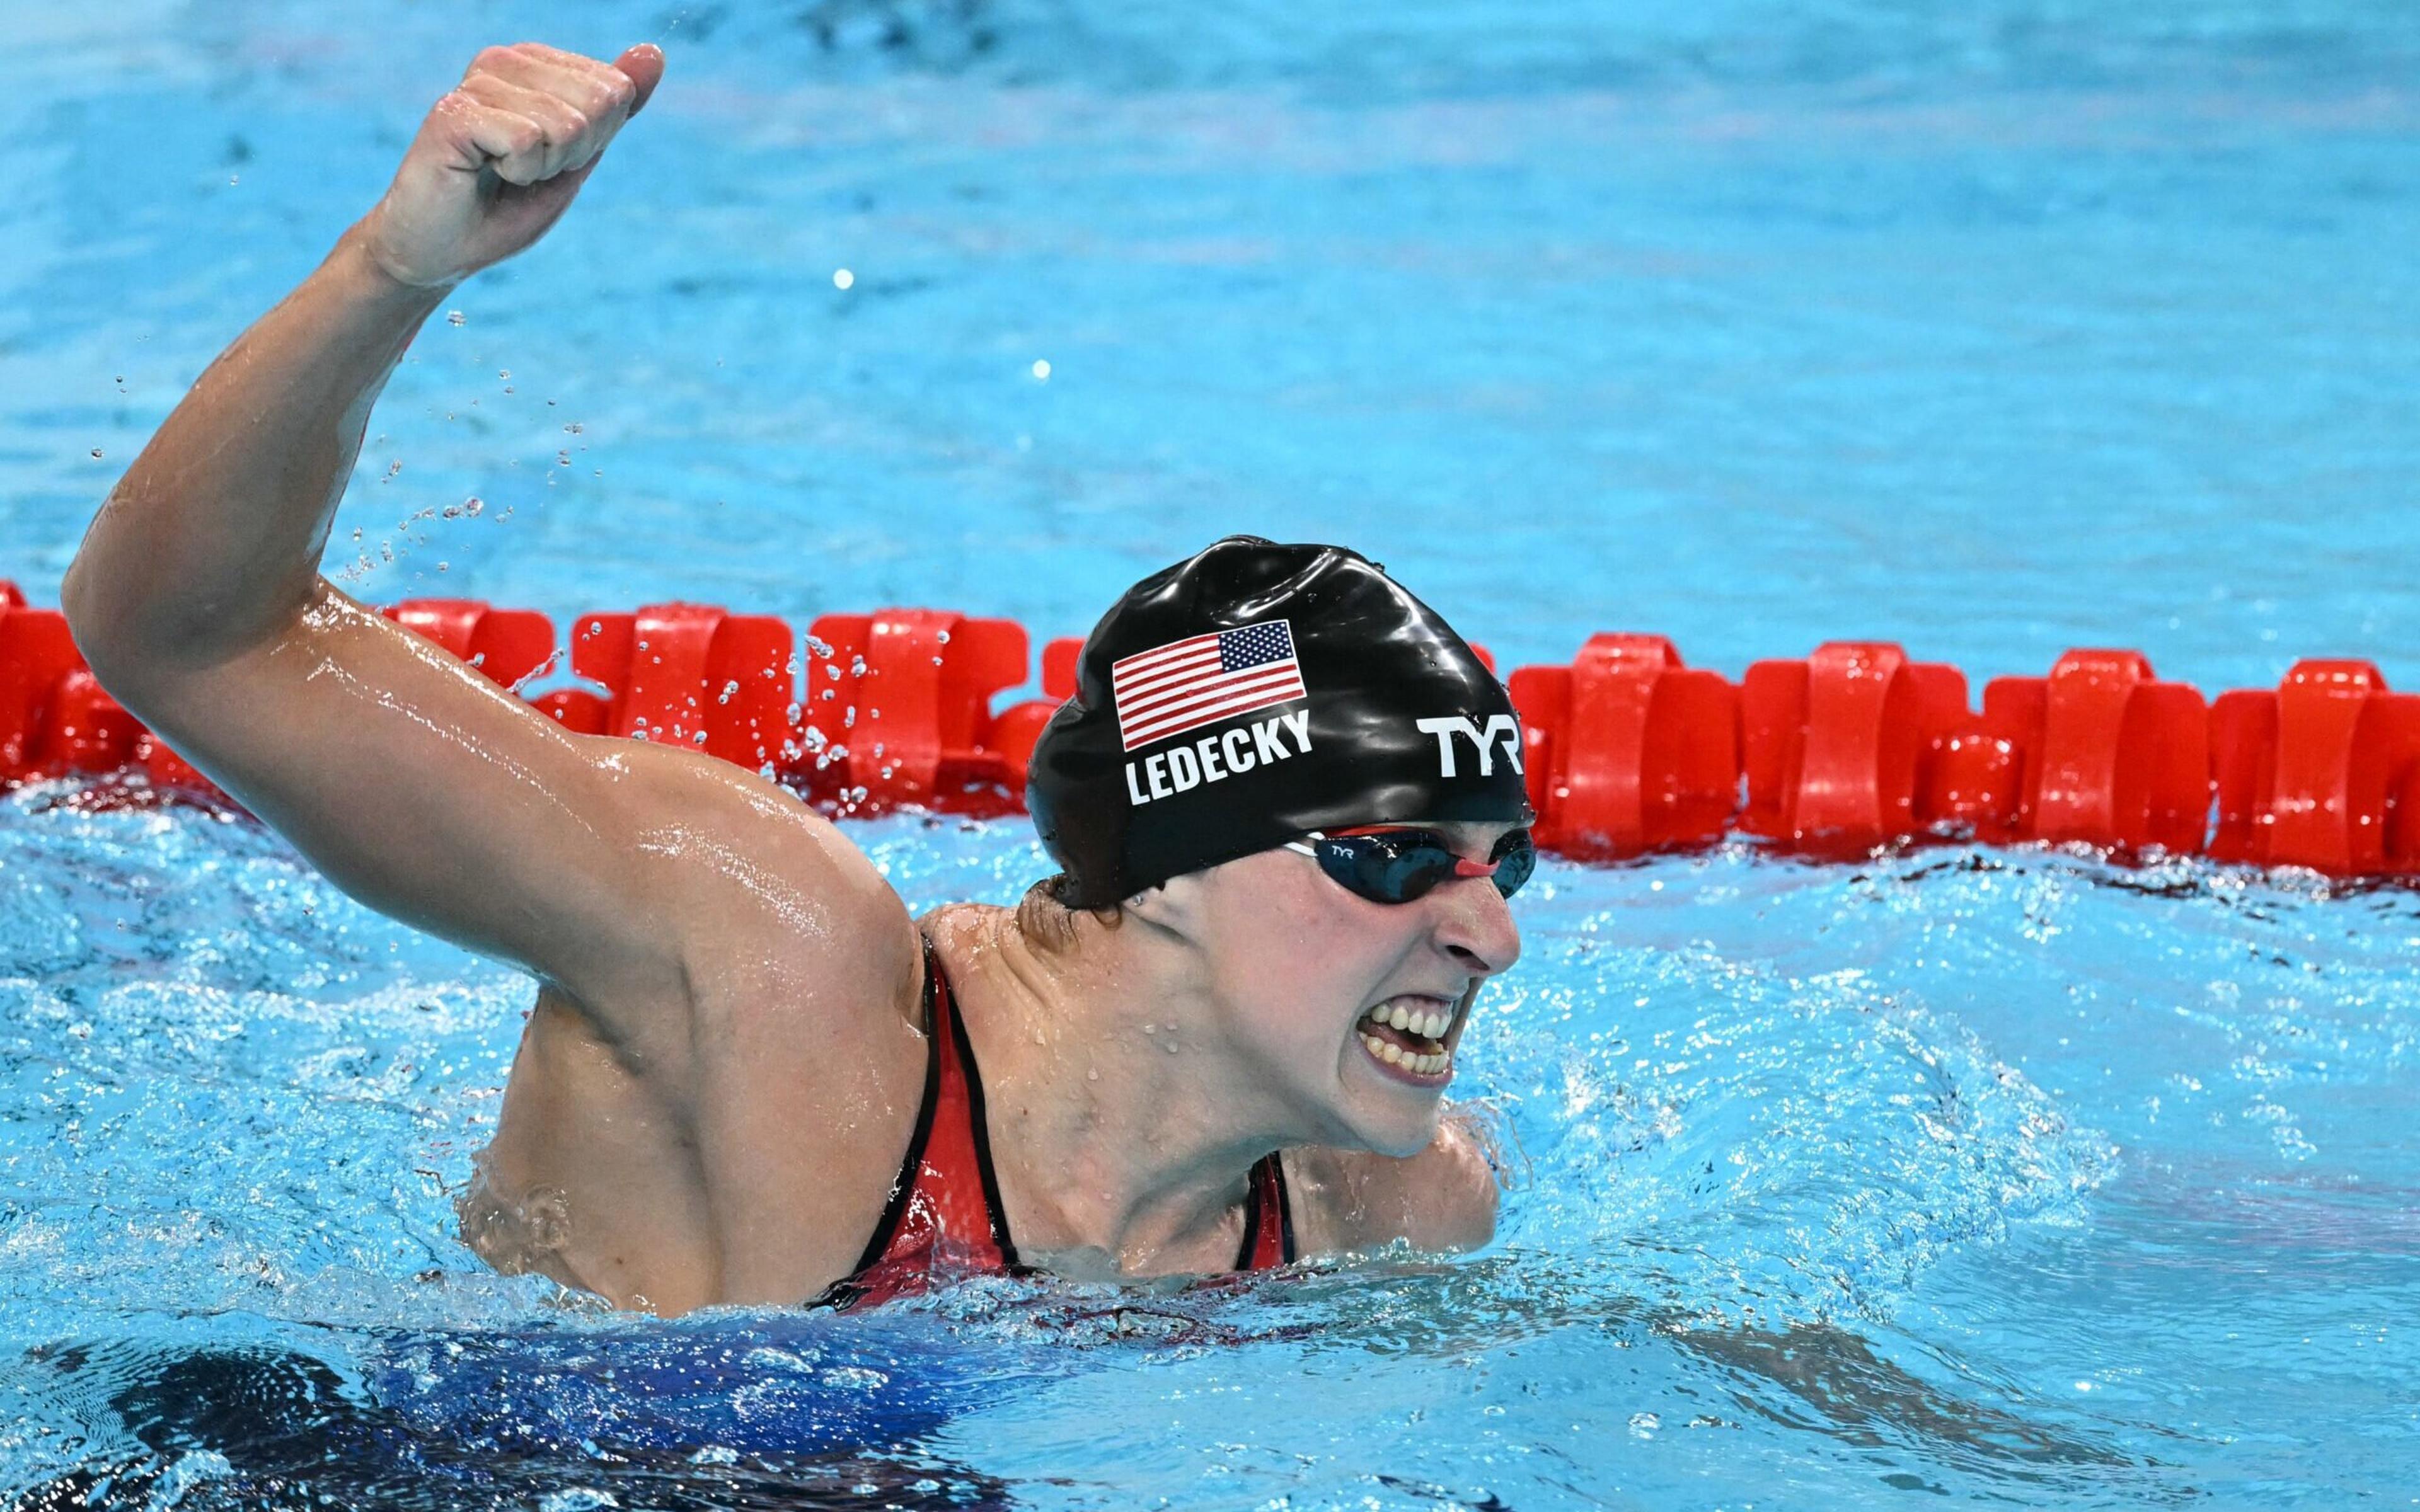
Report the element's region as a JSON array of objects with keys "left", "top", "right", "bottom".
[{"left": 64, "top": 41, "right": 1529, "bottom": 1314}]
